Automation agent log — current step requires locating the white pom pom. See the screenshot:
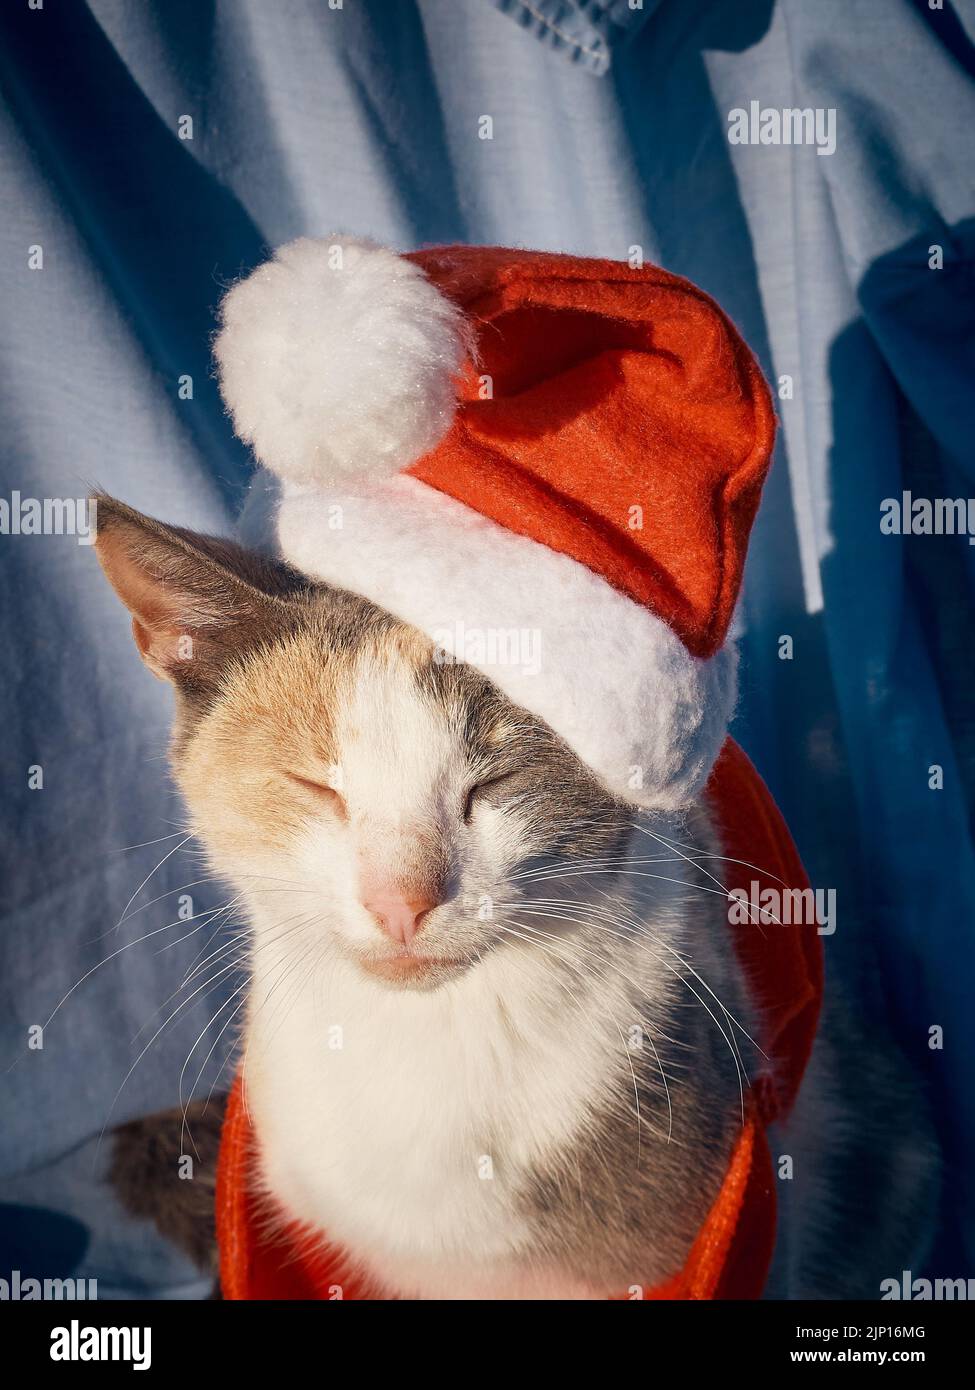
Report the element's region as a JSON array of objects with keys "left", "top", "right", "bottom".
[{"left": 214, "top": 236, "right": 467, "bottom": 489}]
